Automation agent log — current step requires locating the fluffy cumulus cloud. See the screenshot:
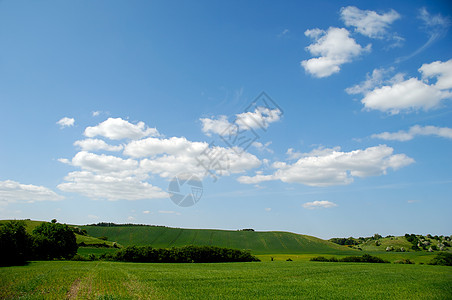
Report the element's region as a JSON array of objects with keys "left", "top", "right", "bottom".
[
  {"left": 302, "top": 200, "right": 337, "bottom": 209},
  {"left": 200, "top": 107, "right": 282, "bottom": 136},
  {"left": 84, "top": 117, "right": 159, "bottom": 140},
  {"left": 57, "top": 117, "right": 75, "bottom": 128},
  {"left": 74, "top": 139, "right": 123, "bottom": 152},
  {"left": 0, "top": 180, "right": 64, "bottom": 204},
  {"left": 66, "top": 151, "right": 139, "bottom": 174},
  {"left": 372, "top": 125, "right": 452, "bottom": 141},
  {"left": 58, "top": 118, "right": 261, "bottom": 201},
  {"left": 340, "top": 6, "right": 400, "bottom": 39},
  {"left": 58, "top": 171, "right": 167, "bottom": 201},
  {"left": 301, "top": 27, "right": 371, "bottom": 78},
  {"left": 348, "top": 59, "right": 452, "bottom": 114},
  {"left": 127, "top": 137, "right": 261, "bottom": 179},
  {"left": 238, "top": 145, "right": 414, "bottom": 187},
  {"left": 200, "top": 115, "right": 232, "bottom": 136}
]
